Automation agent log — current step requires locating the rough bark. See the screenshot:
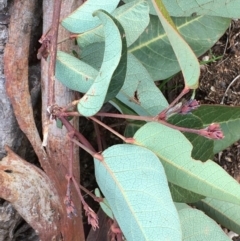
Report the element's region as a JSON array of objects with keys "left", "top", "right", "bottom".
[
  {"left": 0, "top": 147, "right": 62, "bottom": 240},
  {"left": 0, "top": 0, "right": 22, "bottom": 159},
  {"left": 41, "top": 0, "right": 85, "bottom": 240},
  {"left": 3, "top": 0, "right": 85, "bottom": 240}
]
